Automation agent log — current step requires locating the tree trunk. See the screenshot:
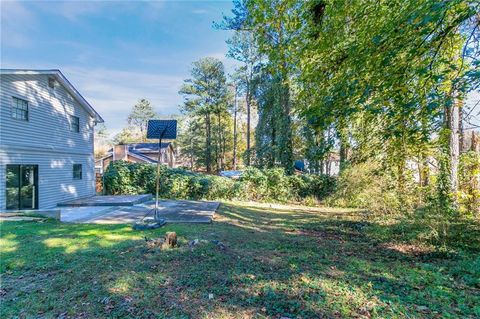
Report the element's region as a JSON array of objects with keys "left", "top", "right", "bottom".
[
  {"left": 459, "top": 105, "right": 464, "bottom": 154},
  {"left": 217, "top": 112, "right": 223, "bottom": 171},
  {"left": 470, "top": 131, "right": 480, "bottom": 215},
  {"left": 271, "top": 116, "right": 276, "bottom": 167},
  {"left": 190, "top": 137, "right": 194, "bottom": 170},
  {"left": 281, "top": 83, "right": 293, "bottom": 174},
  {"left": 205, "top": 113, "right": 212, "bottom": 173},
  {"left": 246, "top": 89, "right": 251, "bottom": 166},
  {"left": 419, "top": 154, "right": 430, "bottom": 187},
  {"left": 471, "top": 131, "right": 479, "bottom": 152},
  {"left": 446, "top": 93, "right": 461, "bottom": 194},
  {"left": 339, "top": 142, "right": 347, "bottom": 172},
  {"left": 419, "top": 114, "right": 430, "bottom": 187},
  {"left": 338, "top": 125, "right": 349, "bottom": 172}
]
